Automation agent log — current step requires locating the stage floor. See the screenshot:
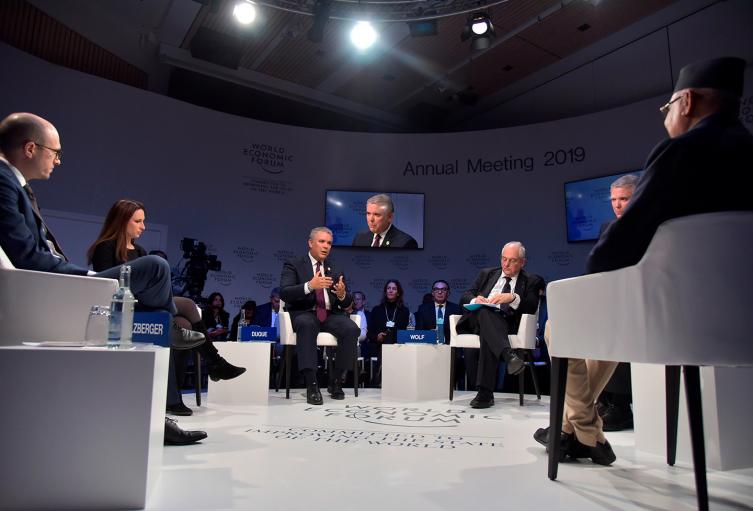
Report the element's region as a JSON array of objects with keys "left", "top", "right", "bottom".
[{"left": 152, "top": 390, "right": 753, "bottom": 510}]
